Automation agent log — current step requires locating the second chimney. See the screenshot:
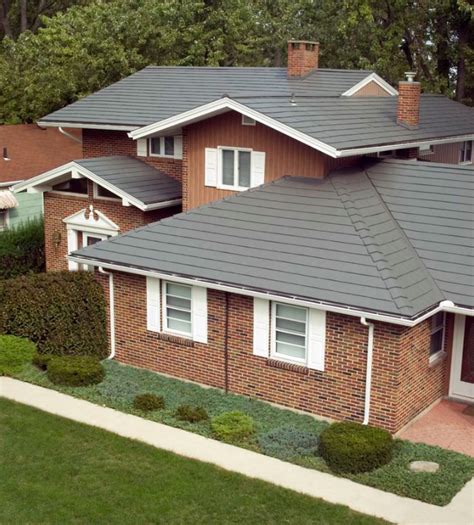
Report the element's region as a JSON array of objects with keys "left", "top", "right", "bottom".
[
  {"left": 287, "top": 40, "right": 319, "bottom": 78},
  {"left": 397, "top": 72, "right": 420, "bottom": 128}
]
